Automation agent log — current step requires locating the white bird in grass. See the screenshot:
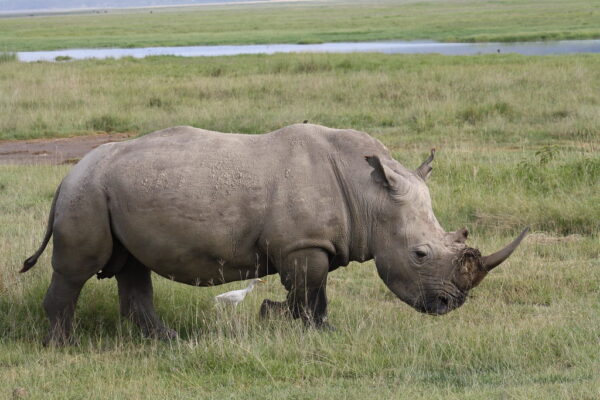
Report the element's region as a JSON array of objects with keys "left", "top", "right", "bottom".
[{"left": 214, "top": 279, "right": 266, "bottom": 307}]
